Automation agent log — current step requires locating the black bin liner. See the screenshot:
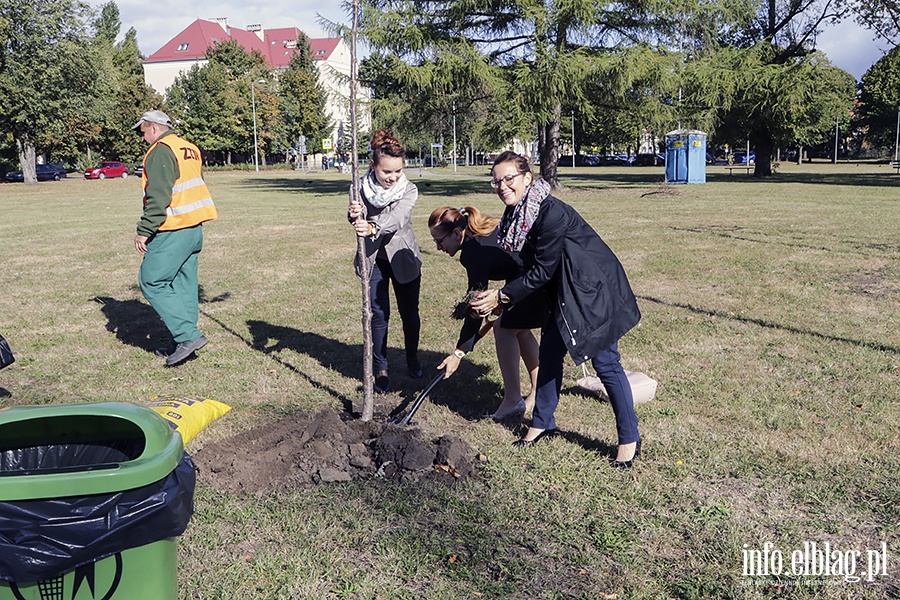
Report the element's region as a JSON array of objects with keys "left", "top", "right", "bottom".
[{"left": 0, "top": 450, "right": 195, "bottom": 583}]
